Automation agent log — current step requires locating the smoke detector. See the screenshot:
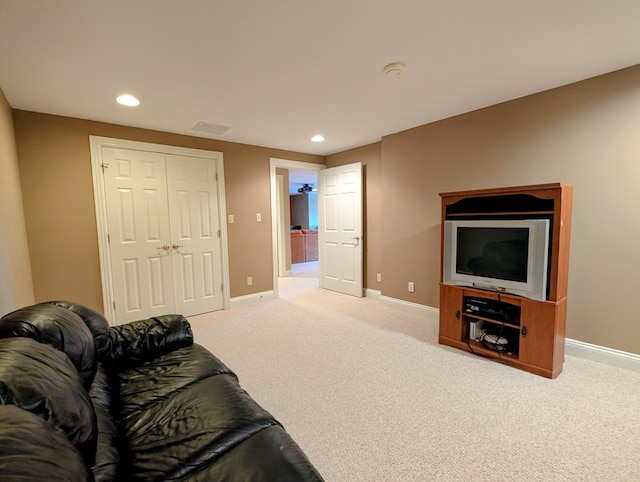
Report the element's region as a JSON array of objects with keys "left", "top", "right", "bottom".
[{"left": 383, "top": 62, "right": 405, "bottom": 77}]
